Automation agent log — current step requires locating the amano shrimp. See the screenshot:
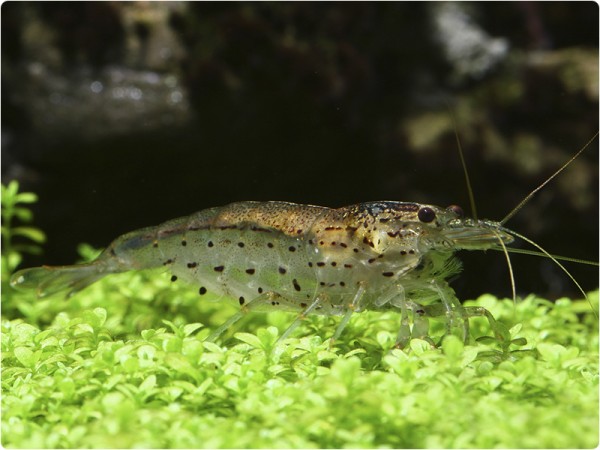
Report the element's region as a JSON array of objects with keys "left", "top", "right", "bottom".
[{"left": 9, "top": 137, "right": 598, "bottom": 347}]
